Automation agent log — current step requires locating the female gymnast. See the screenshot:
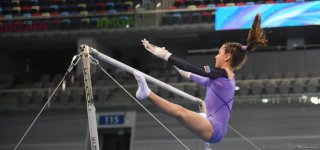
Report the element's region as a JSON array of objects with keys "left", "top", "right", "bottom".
[{"left": 134, "top": 14, "right": 268, "bottom": 143}]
